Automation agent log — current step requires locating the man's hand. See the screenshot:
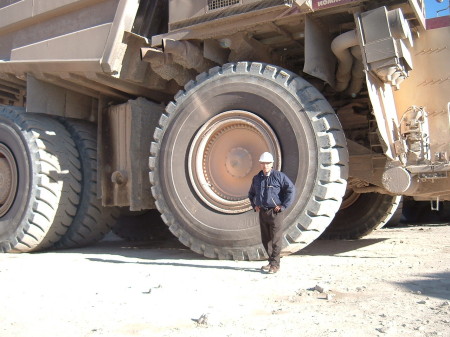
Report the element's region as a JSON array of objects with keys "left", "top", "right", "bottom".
[
  {"left": 274, "top": 205, "right": 282, "bottom": 213},
  {"left": 255, "top": 206, "right": 260, "bottom": 212}
]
